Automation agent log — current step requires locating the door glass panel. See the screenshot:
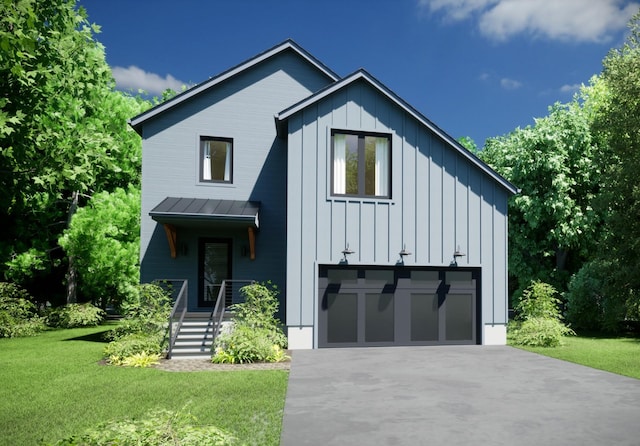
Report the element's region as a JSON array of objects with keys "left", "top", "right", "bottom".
[
  {"left": 327, "top": 293, "right": 357, "bottom": 343},
  {"left": 446, "top": 271, "right": 473, "bottom": 285},
  {"left": 327, "top": 269, "right": 358, "bottom": 284},
  {"left": 202, "top": 242, "right": 229, "bottom": 305},
  {"left": 365, "top": 269, "right": 394, "bottom": 284},
  {"left": 411, "top": 293, "right": 439, "bottom": 341},
  {"left": 365, "top": 293, "right": 394, "bottom": 342},
  {"left": 446, "top": 294, "right": 473, "bottom": 341}
]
